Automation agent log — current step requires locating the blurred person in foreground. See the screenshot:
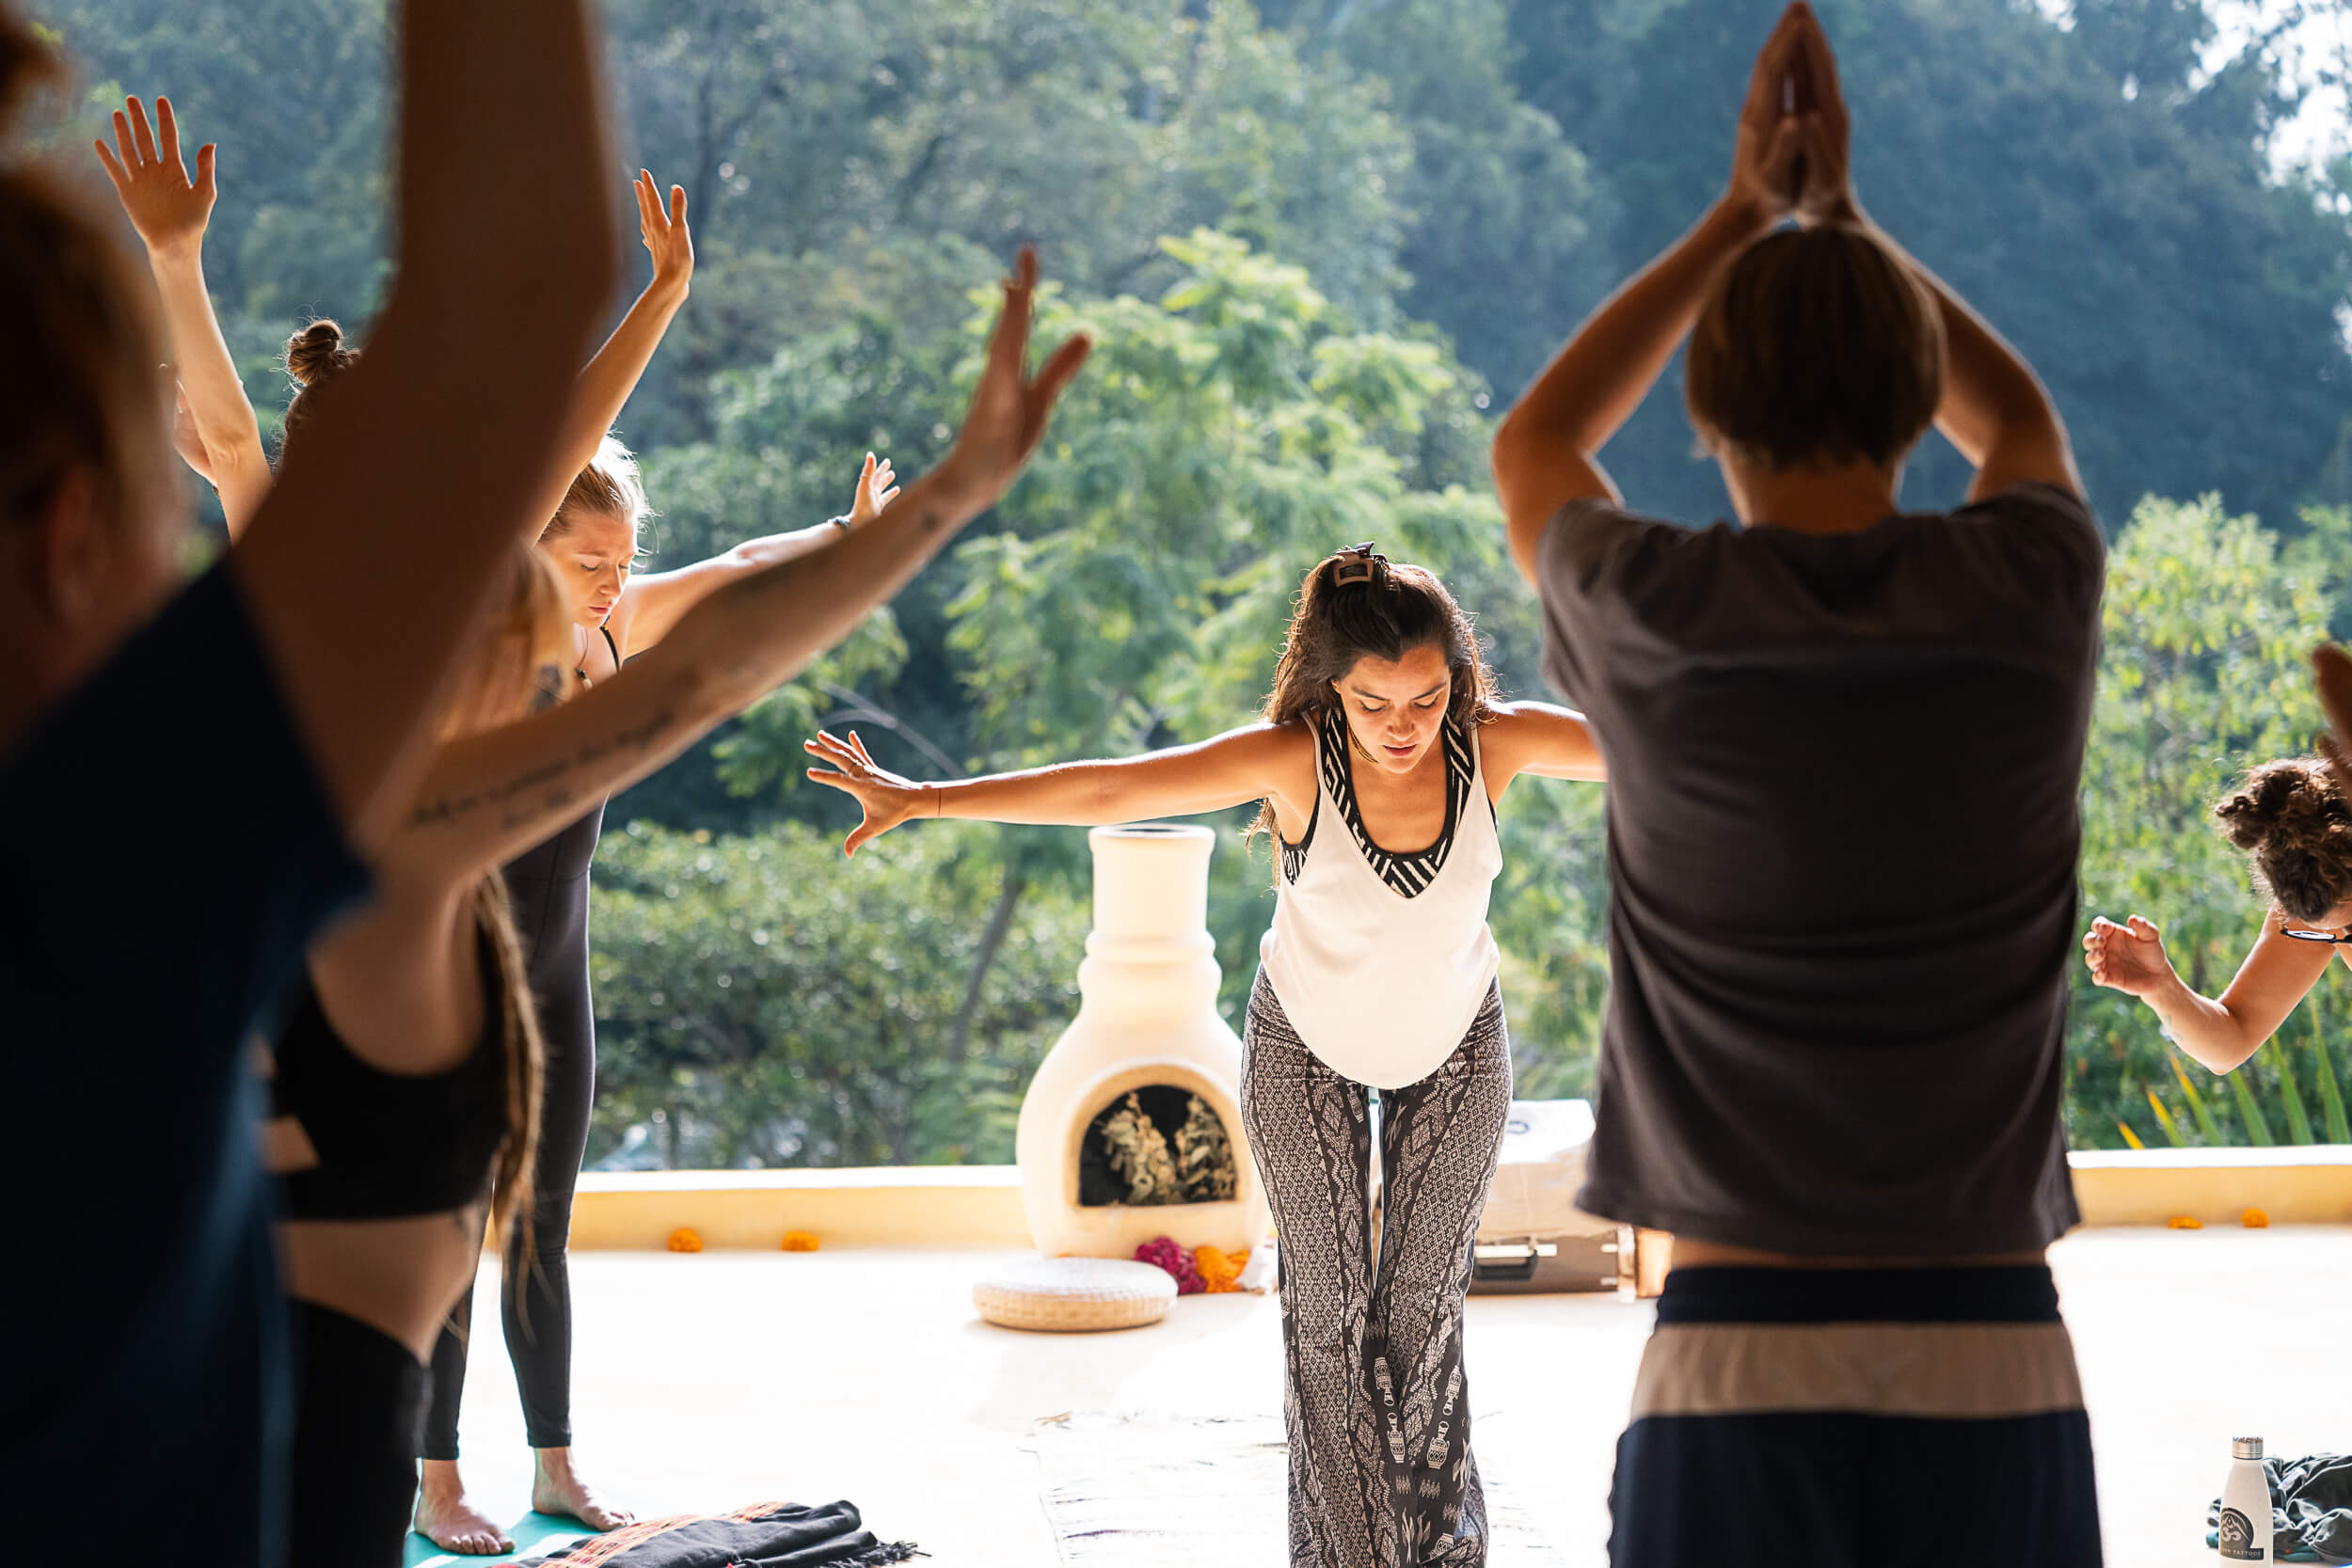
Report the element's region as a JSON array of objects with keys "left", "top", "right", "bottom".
[{"left": 1491, "top": 6, "right": 2104, "bottom": 1562}]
